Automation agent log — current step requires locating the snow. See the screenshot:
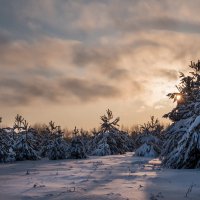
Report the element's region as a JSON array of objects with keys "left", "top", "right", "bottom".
[
  {"left": 162, "top": 115, "right": 200, "bottom": 168},
  {"left": 0, "top": 152, "right": 200, "bottom": 200},
  {"left": 140, "top": 135, "right": 160, "bottom": 144},
  {"left": 135, "top": 143, "right": 158, "bottom": 158},
  {"left": 188, "top": 115, "right": 200, "bottom": 133},
  {"left": 89, "top": 130, "right": 131, "bottom": 156}
]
